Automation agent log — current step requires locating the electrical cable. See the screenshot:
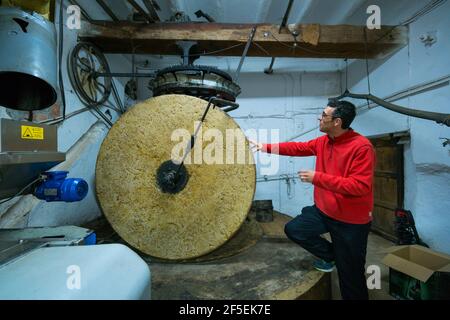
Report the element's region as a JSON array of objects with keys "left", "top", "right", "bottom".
[
  {"left": 266, "top": 0, "right": 448, "bottom": 59},
  {"left": 269, "top": 32, "right": 345, "bottom": 56},
  {"left": 0, "top": 176, "right": 44, "bottom": 205},
  {"left": 331, "top": 1, "right": 450, "bottom": 127},
  {"left": 253, "top": 42, "right": 271, "bottom": 57},
  {"left": 401, "top": 0, "right": 446, "bottom": 25},
  {"left": 171, "top": 43, "right": 245, "bottom": 58},
  {"left": 39, "top": 107, "right": 90, "bottom": 125},
  {"left": 372, "top": 0, "right": 447, "bottom": 44}
]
